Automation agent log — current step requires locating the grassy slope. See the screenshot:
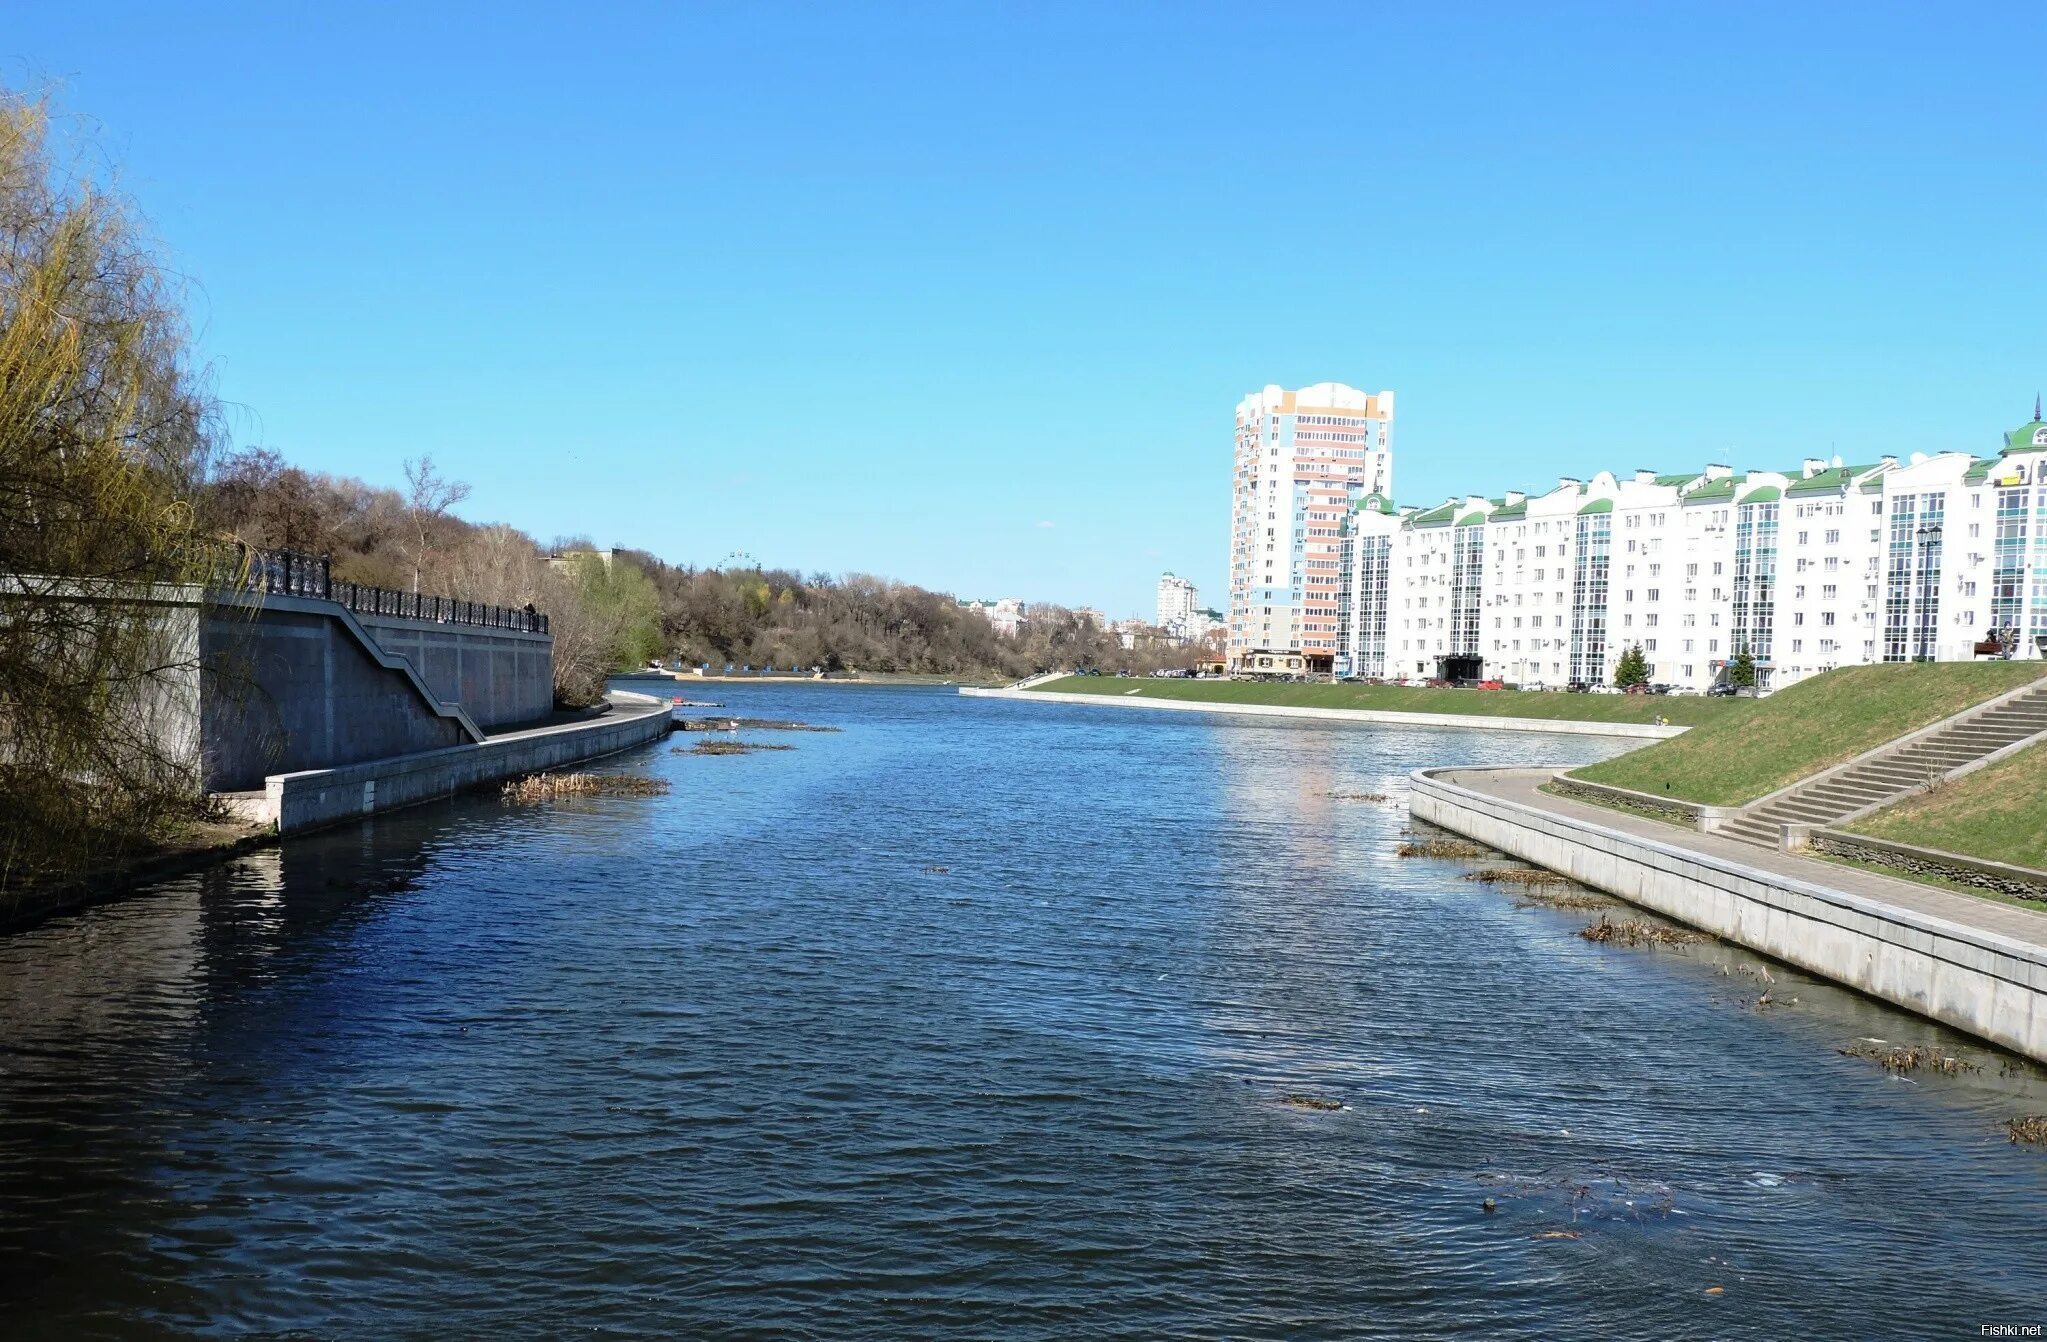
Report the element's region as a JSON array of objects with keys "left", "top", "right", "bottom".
[
  {"left": 1845, "top": 741, "right": 2047, "bottom": 870},
  {"left": 1026, "top": 676, "right": 1743, "bottom": 726},
  {"left": 1570, "top": 662, "right": 2047, "bottom": 806}
]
